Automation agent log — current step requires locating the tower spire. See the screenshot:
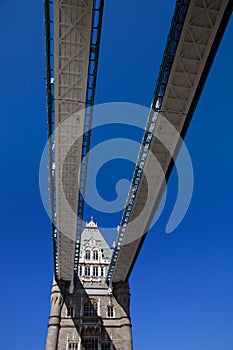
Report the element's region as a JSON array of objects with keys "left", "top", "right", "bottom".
[{"left": 86, "top": 216, "right": 98, "bottom": 228}]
